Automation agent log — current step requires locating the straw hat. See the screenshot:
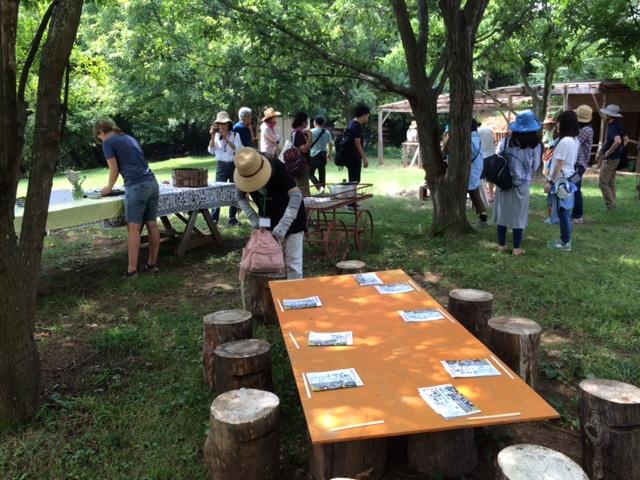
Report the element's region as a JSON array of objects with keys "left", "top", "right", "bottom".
[
  {"left": 261, "top": 107, "right": 282, "bottom": 122},
  {"left": 214, "top": 111, "right": 233, "bottom": 125},
  {"left": 233, "top": 148, "right": 272, "bottom": 192},
  {"left": 575, "top": 105, "right": 593, "bottom": 123},
  {"left": 600, "top": 104, "right": 623, "bottom": 118},
  {"left": 409, "top": 120, "right": 417, "bottom": 129}
]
